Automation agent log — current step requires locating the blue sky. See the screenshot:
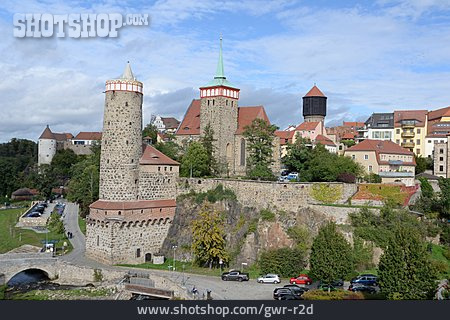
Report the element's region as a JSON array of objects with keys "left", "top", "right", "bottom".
[{"left": 1, "top": 0, "right": 450, "bottom": 142}]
